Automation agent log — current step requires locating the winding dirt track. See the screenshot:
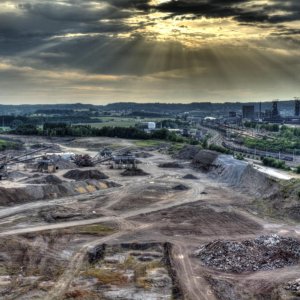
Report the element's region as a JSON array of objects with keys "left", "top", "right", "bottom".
[{"left": 0, "top": 149, "right": 299, "bottom": 299}]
